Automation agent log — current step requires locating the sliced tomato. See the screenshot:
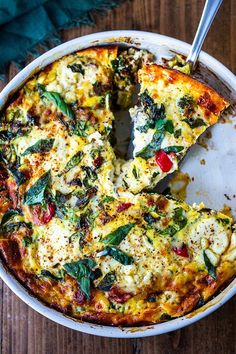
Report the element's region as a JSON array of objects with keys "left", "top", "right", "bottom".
[
  {"left": 31, "top": 202, "right": 56, "bottom": 225},
  {"left": 117, "top": 202, "right": 132, "bottom": 213},
  {"left": 93, "top": 156, "right": 104, "bottom": 169},
  {"left": 173, "top": 244, "right": 189, "bottom": 258},
  {"left": 155, "top": 150, "right": 173, "bottom": 172}
]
